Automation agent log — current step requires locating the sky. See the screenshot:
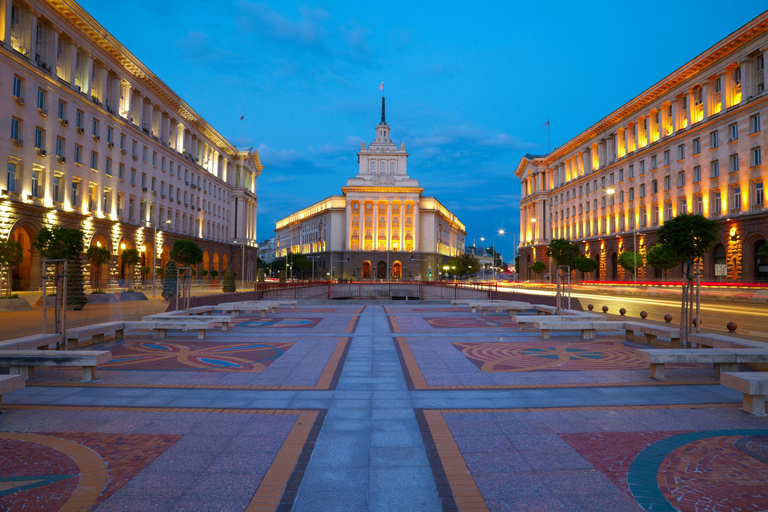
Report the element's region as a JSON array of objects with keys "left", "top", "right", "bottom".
[{"left": 78, "top": 0, "right": 766, "bottom": 261}]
